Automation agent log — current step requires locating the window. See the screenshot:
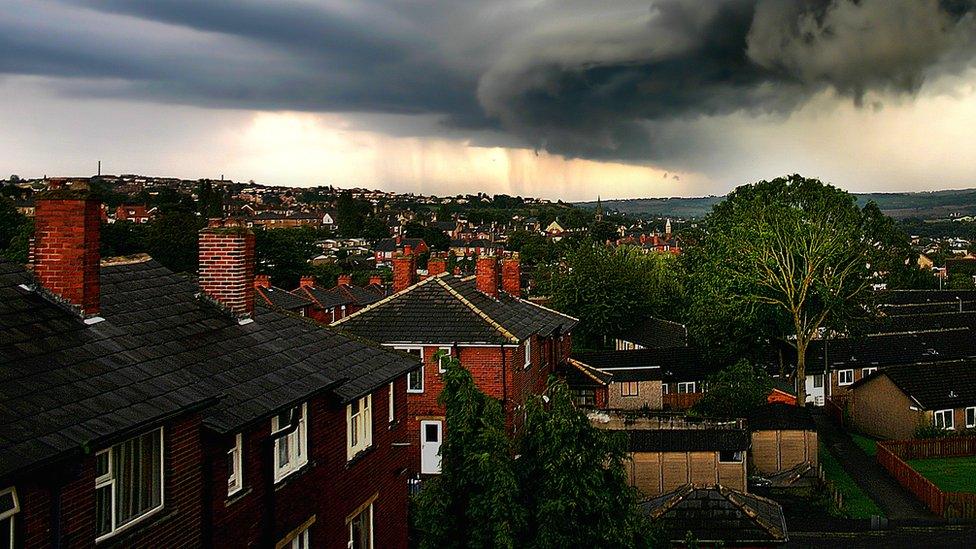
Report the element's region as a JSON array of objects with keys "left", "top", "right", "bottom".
[
  {"left": 0, "top": 487, "right": 18, "bottom": 549},
  {"left": 272, "top": 404, "right": 308, "bottom": 482},
  {"left": 838, "top": 369, "right": 854, "bottom": 386},
  {"left": 388, "top": 382, "right": 395, "bottom": 424},
  {"left": 571, "top": 389, "right": 596, "bottom": 407},
  {"left": 228, "top": 433, "right": 243, "bottom": 496},
  {"left": 934, "top": 409, "right": 955, "bottom": 430},
  {"left": 620, "top": 381, "right": 639, "bottom": 397},
  {"left": 813, "top": 374, "right": 824, "bottom": 389},
  {"left": 862, "top": 367, "right": 878, "bottom": 378},
  {"left": 348, "top": 504, "right": 373, "bottom": 549},
  {"left": 719, "top": 450, "right": 744, "bottom": 463},
  {"left": 524, "top": 337, "right": 532, "bottom": 369},
  {"left": 282, "top": 522, "right": 312, "bottom": 549},
  {"left": 95, "top": 428, "right": 164, "bottom": 541},
  {"left": 398, "top": 347, "right": 424, "bottom": 393},
  {"left": 661, "top": 384, "right": 669, "bottom": 395},
  {"left": 347, "top": 395, "right": 373, "bottom": 460},
  {"left": 677, "top": 382, "right": 696, "bottom": 394},
  {"left": 437, "top": 347, "right": 452, "bottom": 373},
  {"left": 968, "top": 407, "right": 976, "bottom": 429}
]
